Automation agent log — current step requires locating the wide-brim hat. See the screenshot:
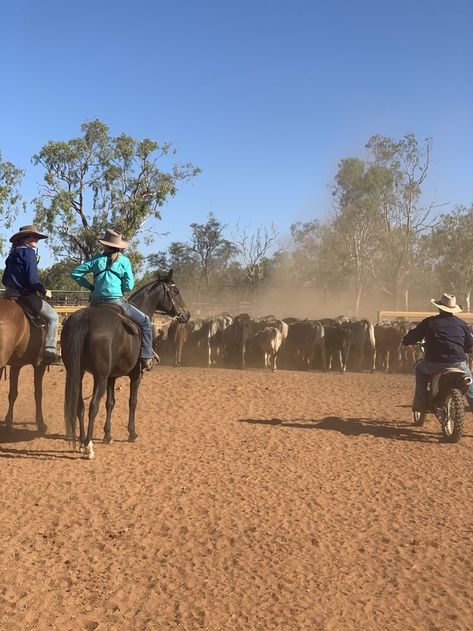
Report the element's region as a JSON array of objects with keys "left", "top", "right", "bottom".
[
  {"left": 9, "top": 224, "right": 48, "bottom": 243},
  {"left": 431, "top": 293, "right": 463, "bottom": 314},
  {"left": 98, "top": 229, "right": 129, "bottom": 249}
]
